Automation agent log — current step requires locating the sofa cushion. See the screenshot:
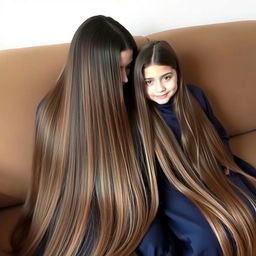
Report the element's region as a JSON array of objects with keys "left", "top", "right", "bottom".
[{"left": 230, "top": 130, "right": 256, "bottom": 168}]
